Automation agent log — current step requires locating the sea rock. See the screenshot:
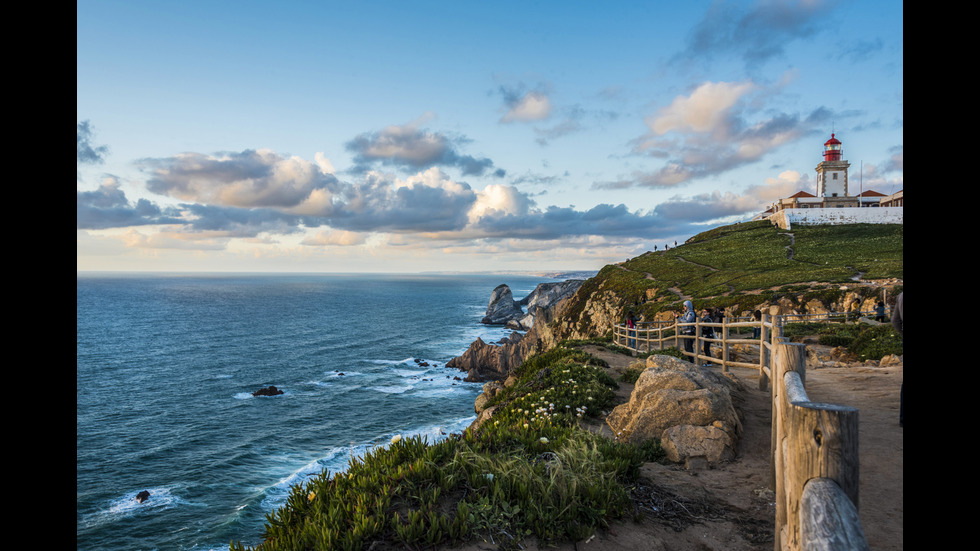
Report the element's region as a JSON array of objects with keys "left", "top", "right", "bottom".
[
  {"left": 482, "top": 280, "right": 585, "bottom": 330},
  {"left": 481, "top": 284, "right": 524, "bottom": 325},
  {"left": 605, "top": 355, "right": 742, "bottom": 466},
  {"left": 135, "top": 490, "right": 150, "bottom": 503},
  {"left": 445, "top": 337, "right": 523, "bottom": 382},
  {"left": 253, "top": 385, "right": 284, "bottom": 397}
]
